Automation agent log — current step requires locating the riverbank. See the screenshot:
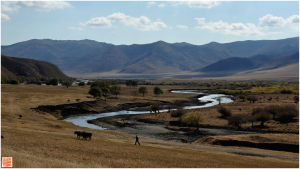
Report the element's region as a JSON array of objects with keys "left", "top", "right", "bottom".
[{"left": 33, "top": 92, "right": 210, "bottom": 119}]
